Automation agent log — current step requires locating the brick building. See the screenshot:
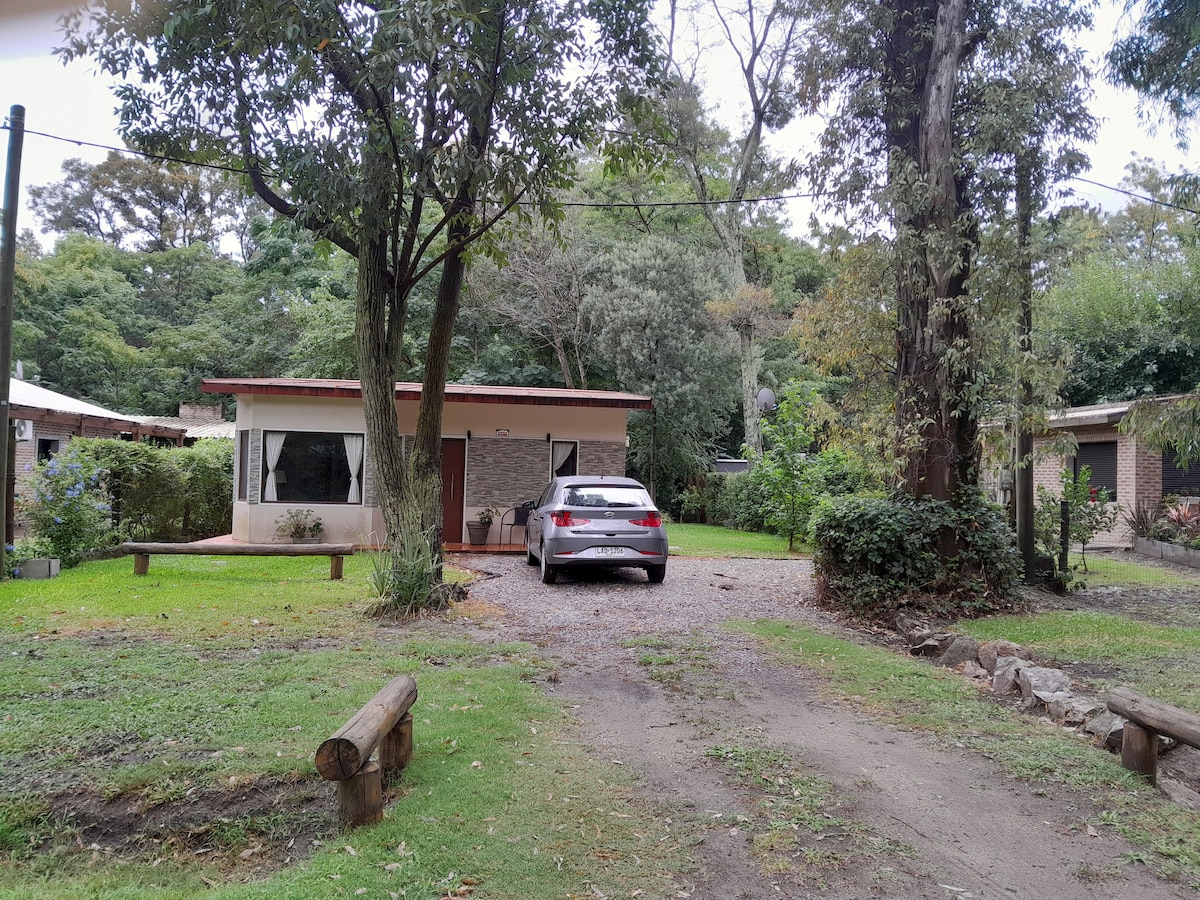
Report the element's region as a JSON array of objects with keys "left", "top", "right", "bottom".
[{"left": 1029, "top": 402, "right": 1200, "bottom": 547}]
